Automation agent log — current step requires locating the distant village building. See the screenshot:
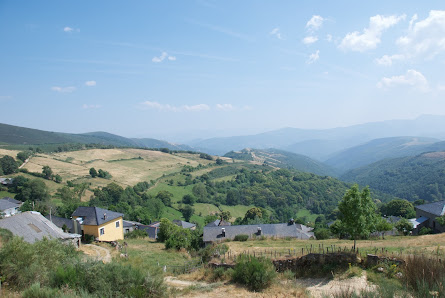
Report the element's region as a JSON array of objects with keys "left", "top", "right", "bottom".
[
  {"left": 123, "top": 220, "right": 142, "bottom": 234},
  {"left": 414, "top": 200, "right": 445, "bottom": 233},
  {"left": 203, "top": 220, "right": 314, "bottom": 245},
  {"left": 0, "top": 211, "right": 81, "bottom": 247},
  {"left": 0, "top": 197, "right": 22, "bottom": 217},
  {"left": 0, "top": 178, "right": 14, "bottom": 186},
  {"left": 72, "top": 206, "right": 124, "bottom": 241},
  {"left": 205, "top": 219, "right": 231, "bottom": 227},
  {"left": 138, "top": 219, "right": 197, "bottom": 239},
  {"left": 172, "top": 220, "right": 196, "bottom": 230}
]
